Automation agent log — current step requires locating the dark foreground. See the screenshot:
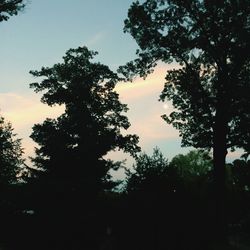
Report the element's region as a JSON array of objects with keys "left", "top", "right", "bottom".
[{"left": 0, "top": 186, "right": 250, "bottom": 250}]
